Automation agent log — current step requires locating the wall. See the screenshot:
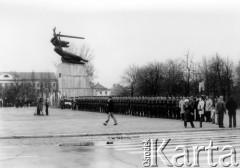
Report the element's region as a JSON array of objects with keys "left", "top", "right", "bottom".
[{"left": 58, "top": 63, "right": 93, "bottom": 97}]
